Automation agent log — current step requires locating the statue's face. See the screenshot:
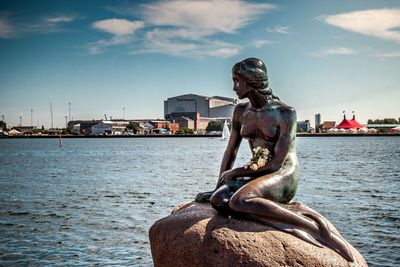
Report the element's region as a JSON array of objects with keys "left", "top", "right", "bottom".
[{"left": 232, "top": 73, "right": 251, "bottom": 99}]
